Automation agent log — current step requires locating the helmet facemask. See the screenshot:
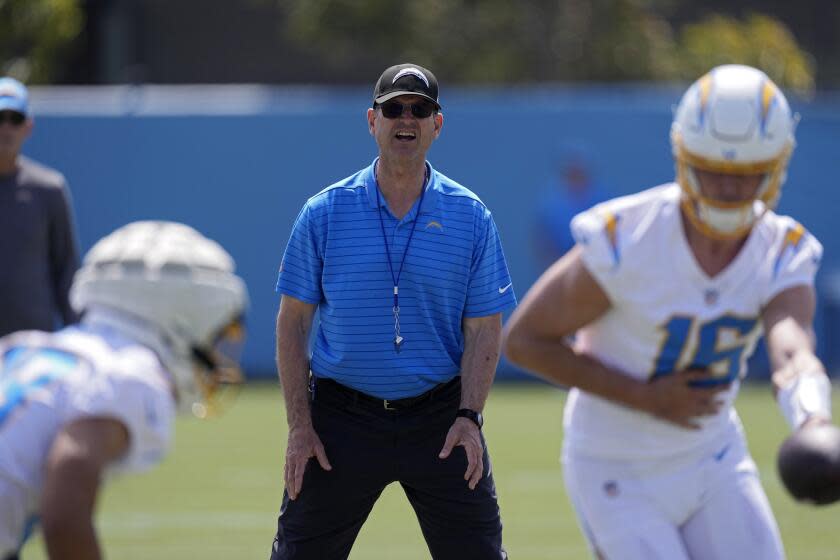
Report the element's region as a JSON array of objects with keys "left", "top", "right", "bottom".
[
  {"left": 674, "top": 134, "right": 793, "bottom": 240},
  {"left": 189, "top": 318, "right": 246, "bottom": 418}
]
